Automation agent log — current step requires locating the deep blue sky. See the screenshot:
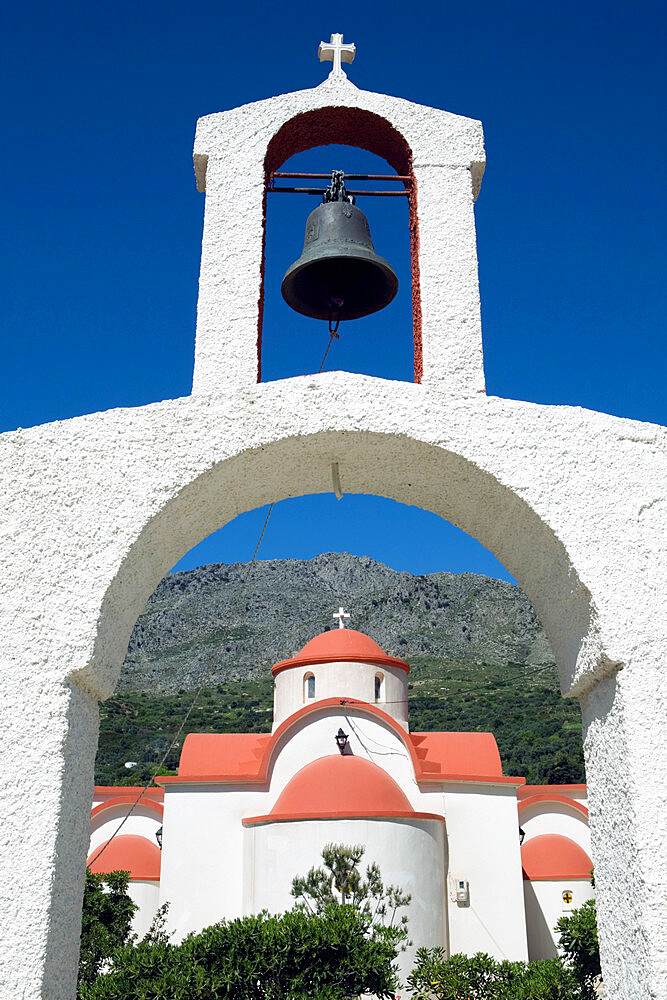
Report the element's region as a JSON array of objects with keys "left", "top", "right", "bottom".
[{"left": 1, "top": 1, "right": 664, "bottom": 582}]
